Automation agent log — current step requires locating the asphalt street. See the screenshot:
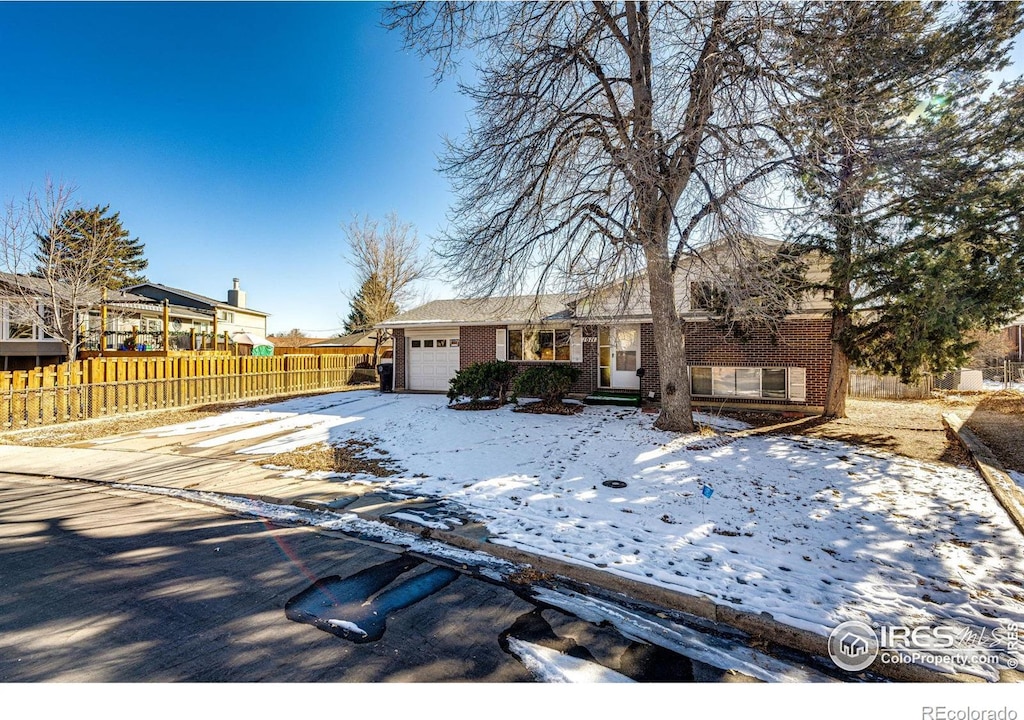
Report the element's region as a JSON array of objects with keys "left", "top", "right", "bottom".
[{"left": 0, "top": 472, "right": 535, "bottom": 682}]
